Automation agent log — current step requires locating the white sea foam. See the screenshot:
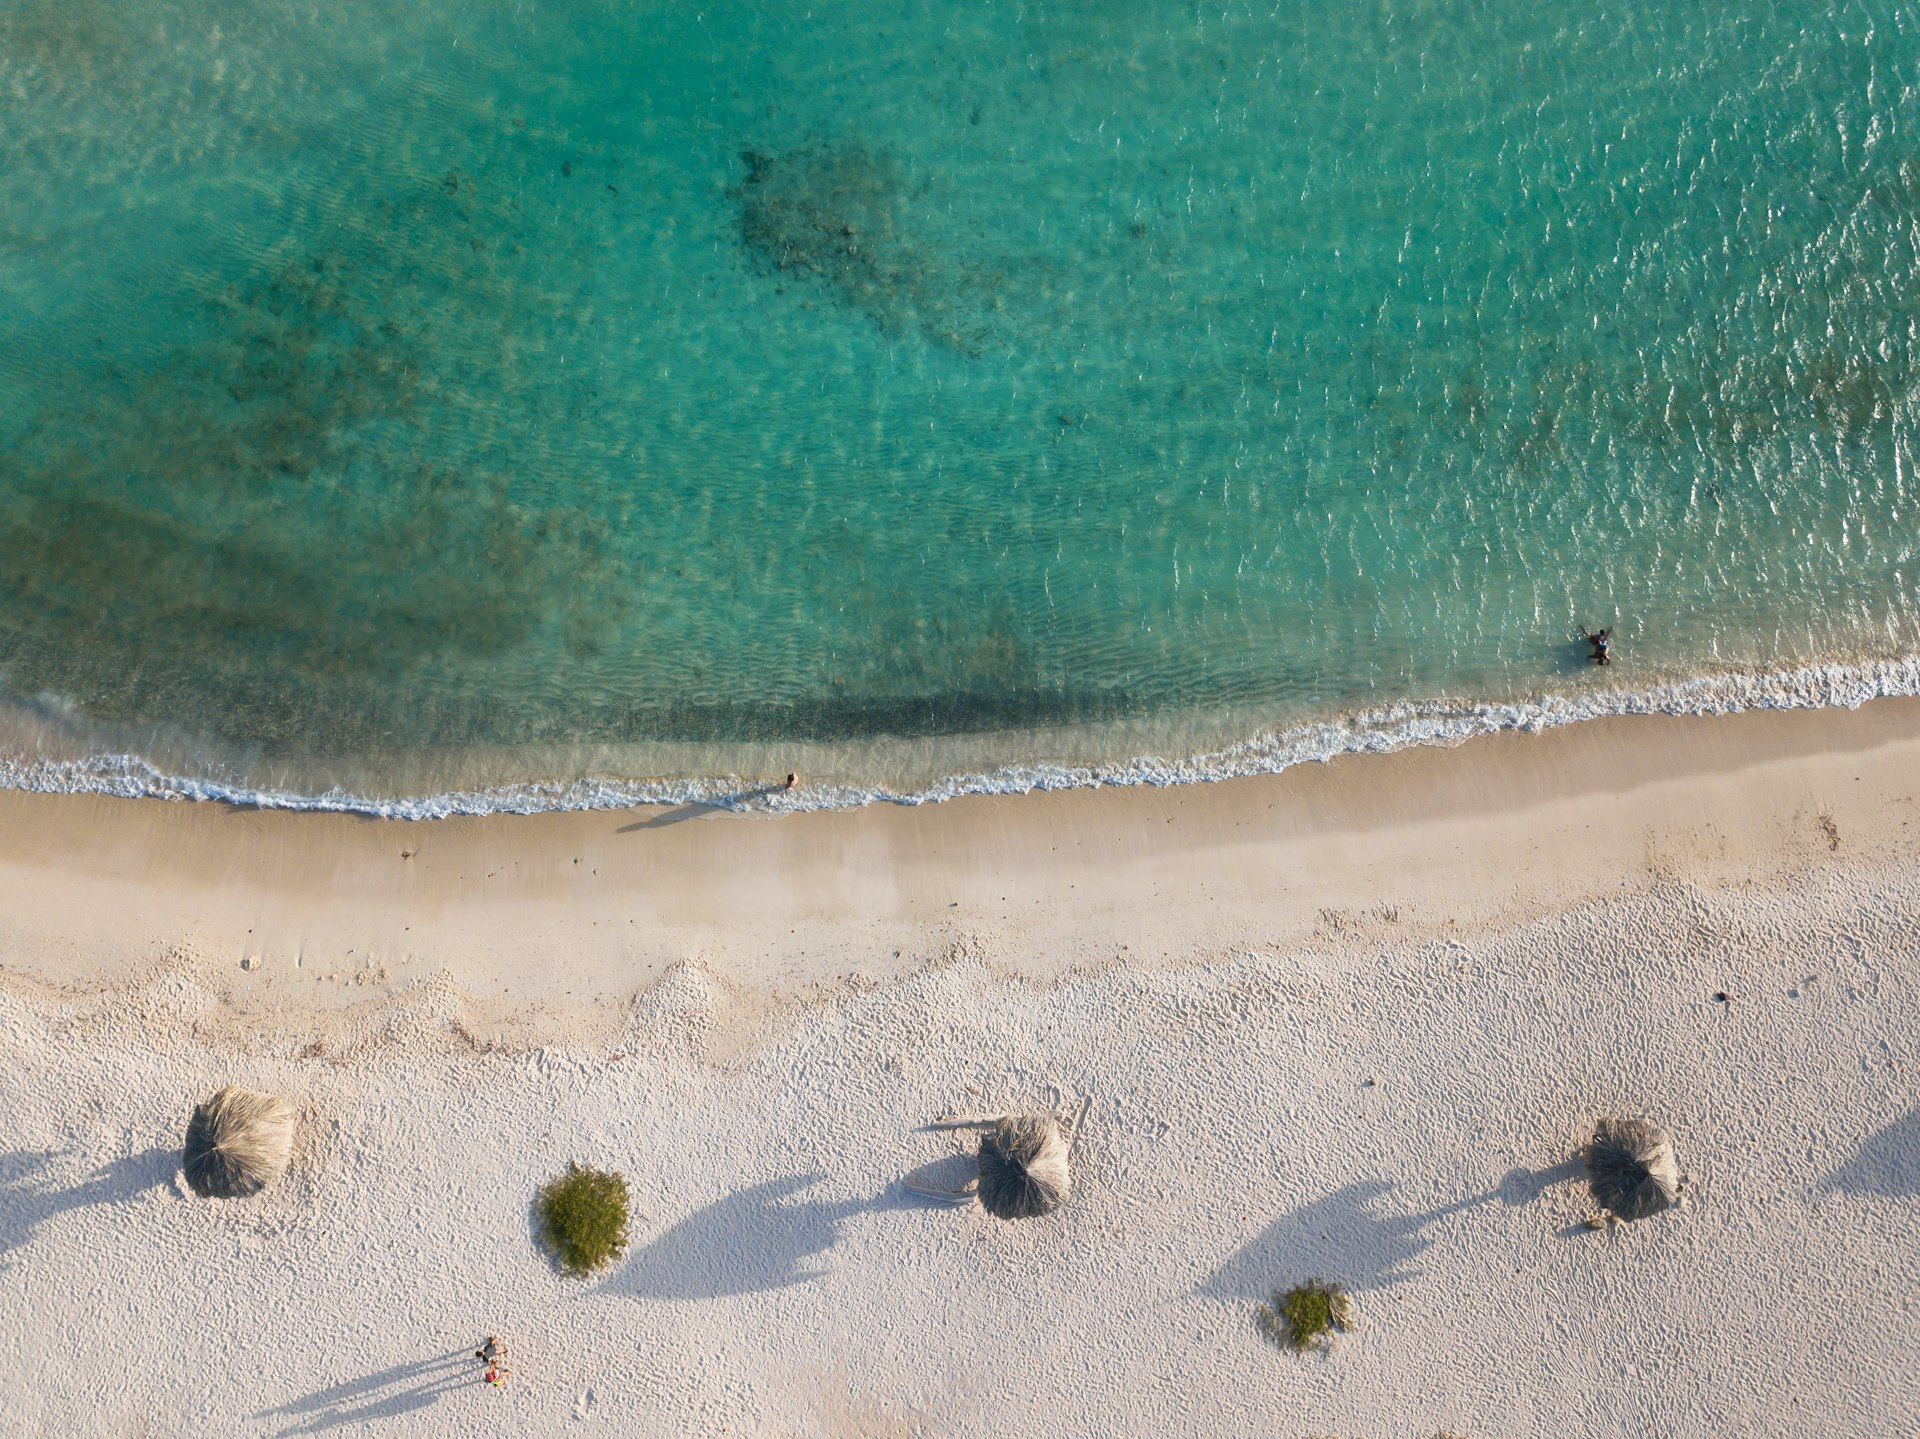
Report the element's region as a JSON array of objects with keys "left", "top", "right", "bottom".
[{"left": 2, "top": 656, "right": 1917, "bottom": 820}]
